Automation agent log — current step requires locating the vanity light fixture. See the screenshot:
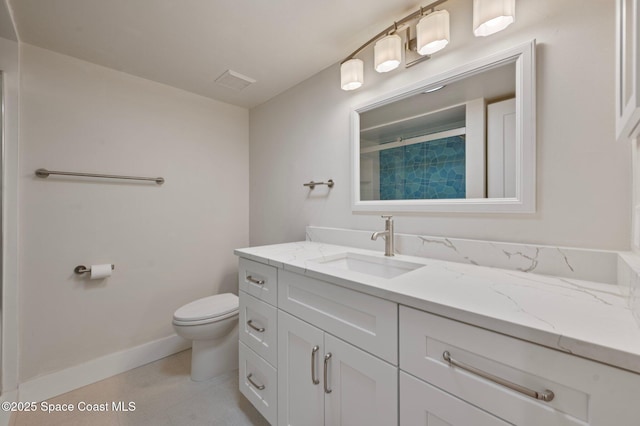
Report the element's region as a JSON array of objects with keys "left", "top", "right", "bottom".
[
  {"left": 339, "top": 0, "right": 516, "bottom": 91},
  {"left": 416, "top": 10, "right": 450, "bottom": 55},
  {"left": 473, "top": 0, "right": 516, "bottom": 37},
  {"left": 341, "top": 58, "right": 364, "bottom": 91},
  {"left": 374, "top": 33, "right": 403, "bottom": 72}
]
